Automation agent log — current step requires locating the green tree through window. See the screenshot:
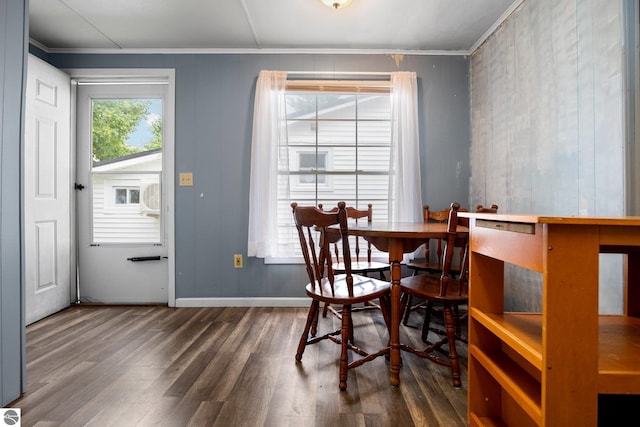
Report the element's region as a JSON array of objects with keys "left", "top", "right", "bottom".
[
  {"left": 145, "top": 117, "right": 163, "bottom": 150},
  {"left": 92, "top": 99, "right": 152, "bottom": 162}
]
